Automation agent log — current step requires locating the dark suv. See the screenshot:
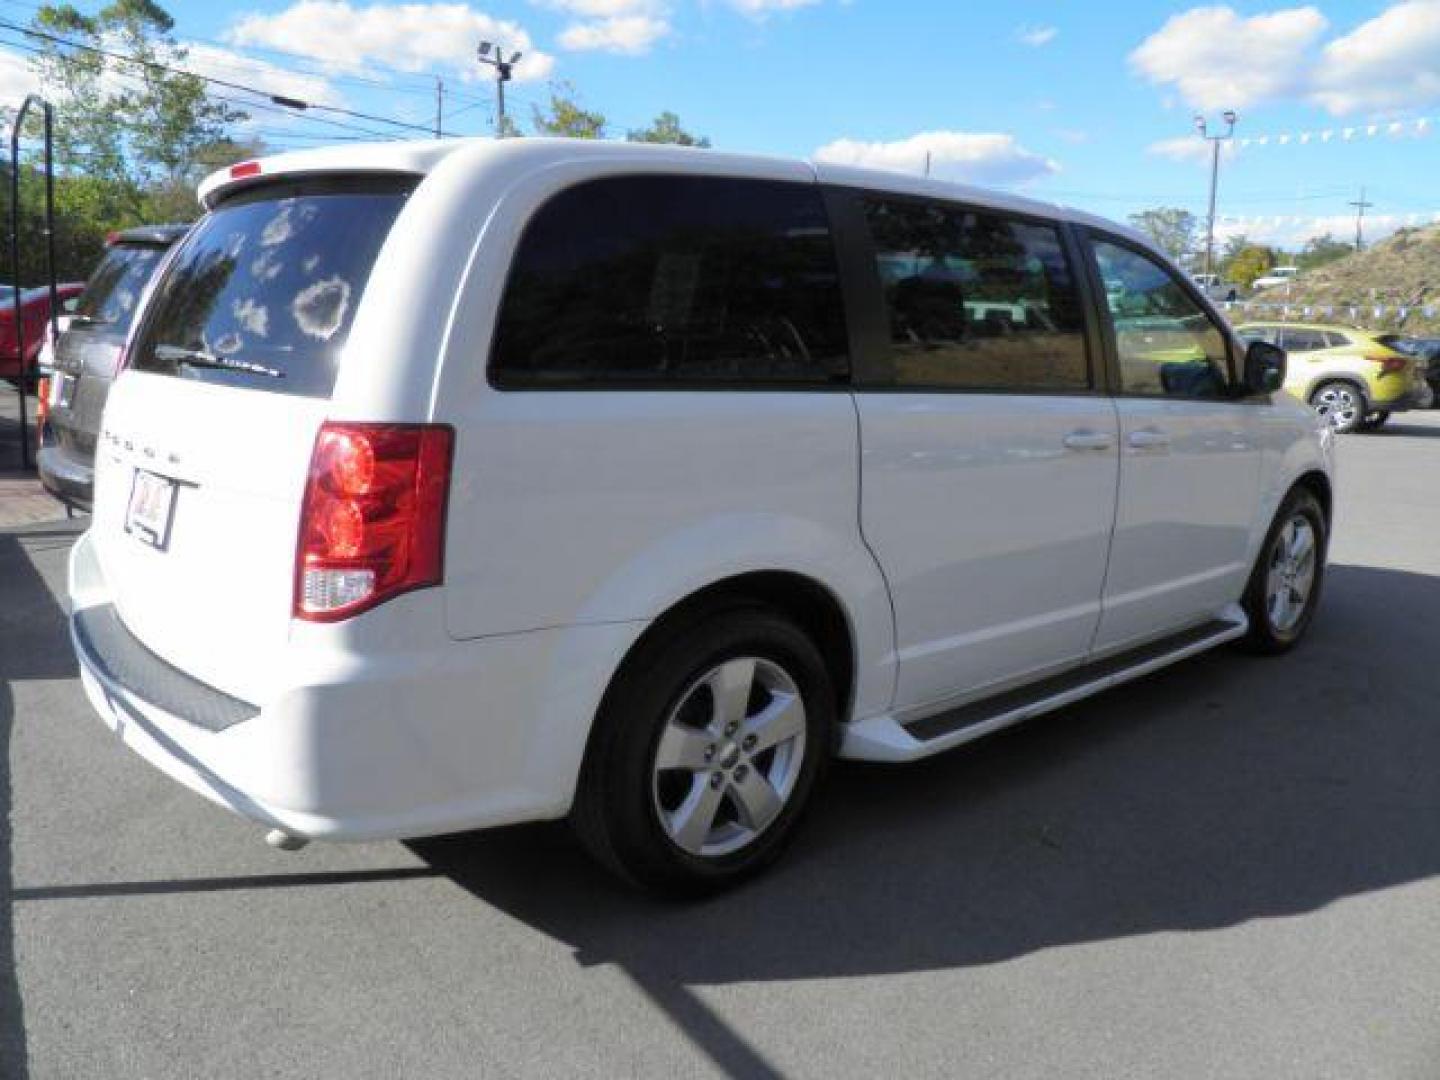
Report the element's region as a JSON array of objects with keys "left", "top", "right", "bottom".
[
  {"left": 39, "top": 224, "right": 187, "bottom": 510},
  {"left": 1386, "top": 336, "right": 1440, "bottom": 405}
]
